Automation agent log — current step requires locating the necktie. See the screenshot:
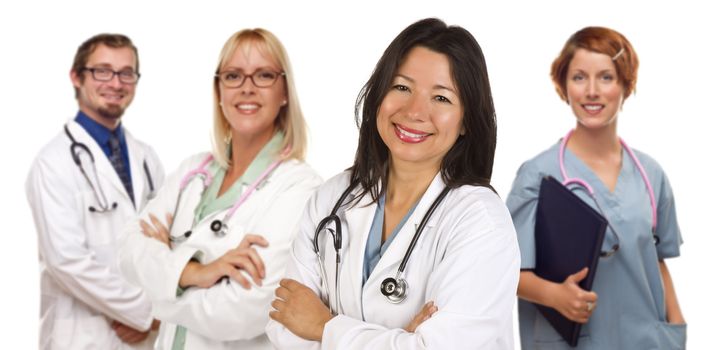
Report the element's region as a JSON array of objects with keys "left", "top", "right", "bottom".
[{"left": 108, "top": 133, "right": 135, "bottom": 204}]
